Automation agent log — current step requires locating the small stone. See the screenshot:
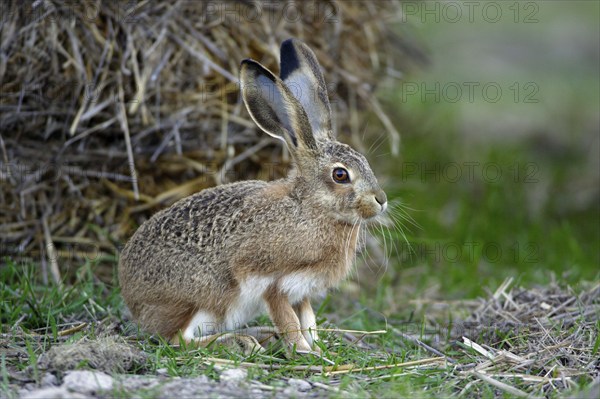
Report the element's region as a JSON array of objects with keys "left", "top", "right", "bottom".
[
  {"left": 288, "top": 378, "right": 312, "bottom": 392},
  {"left": 119, "top": 375, "right": 162, "bottom": 391},
  {"left": 22, "top": 387, "right": 87, "bottom": 399},
  {"left": 159, "top": 376, "right": 213, "bottom": 397},
  {"left": 23, "top": 383, "right": 37, "bottom": 391},
  {"left": 41, "top": 372, "right": 58, "bottom": 387},
  {"left": 220, "top": 368, "right": 247, "bottom": 383},
  {"left": 156, "top": 367, "right": 169, "bottom": 376},
  {"left": 62, "top": 370, "right": 114, "bottom": 393}
]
